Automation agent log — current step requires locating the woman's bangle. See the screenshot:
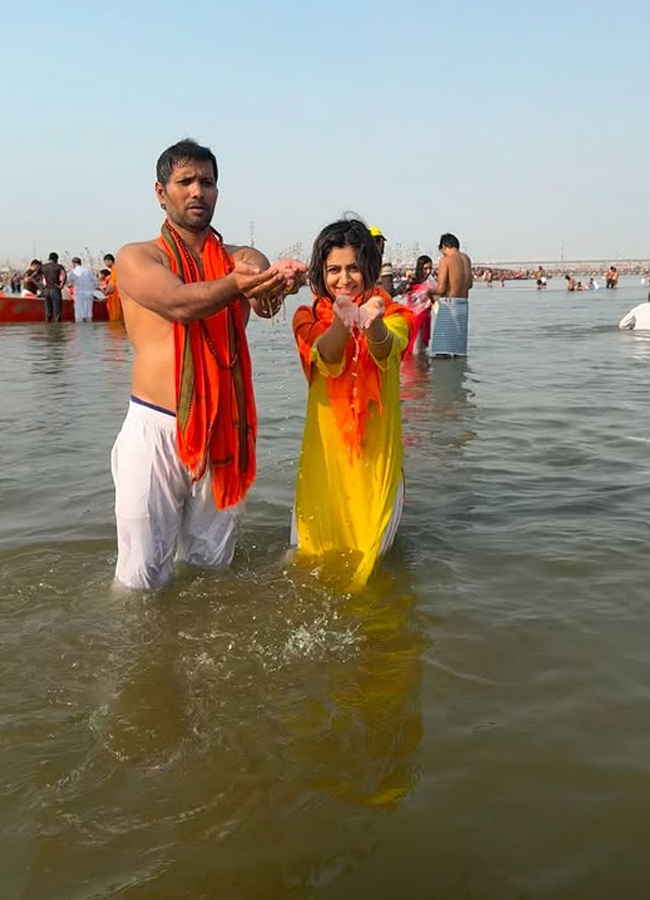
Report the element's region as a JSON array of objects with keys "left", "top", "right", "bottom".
[{"left": 367, "top": 328, "right": 391, "bottom": 345}]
